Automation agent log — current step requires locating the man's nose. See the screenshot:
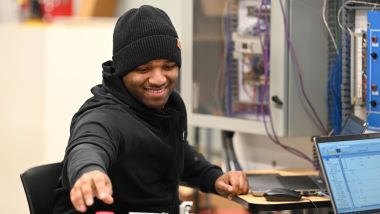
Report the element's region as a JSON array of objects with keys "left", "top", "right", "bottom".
[{"left": 148, "top": 69, "right": 166, "bottom": 85}]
